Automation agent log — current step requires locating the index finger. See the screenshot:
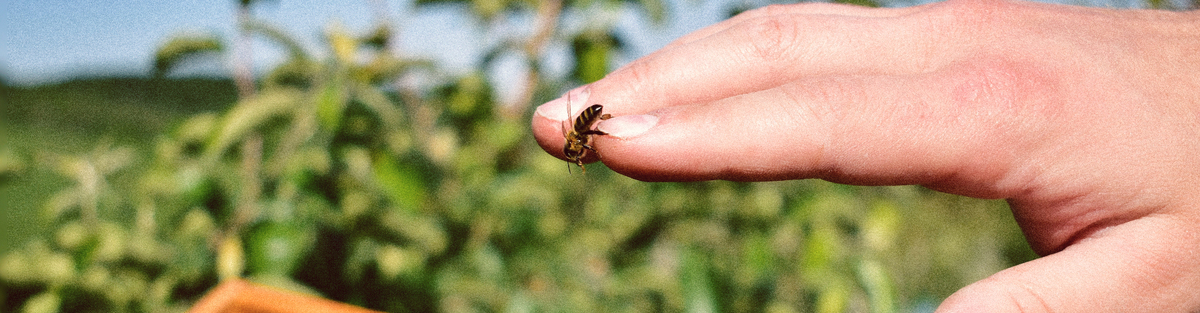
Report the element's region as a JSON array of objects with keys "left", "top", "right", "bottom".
[
  {"left": 661, "top": 2, "right": 925, "bottom": 52},
  {"left": 582, "top": 2, "right": 947, "bottom": 117}
]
